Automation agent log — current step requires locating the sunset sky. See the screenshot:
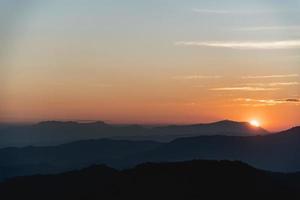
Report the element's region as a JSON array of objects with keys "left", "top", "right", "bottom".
[{"left": 1, "top": 0, "right": 299, "bottom": 131}]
